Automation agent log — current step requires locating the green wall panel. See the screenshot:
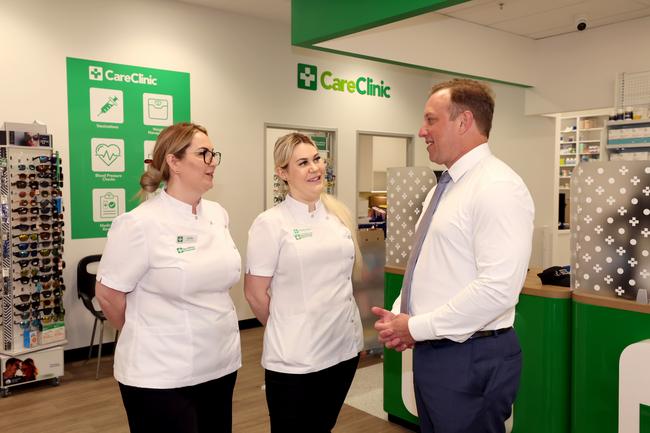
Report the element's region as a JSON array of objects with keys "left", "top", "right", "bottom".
[
  {"left": 383, "top": 272, "right": 419, "bottom": 425},
  {"left": 512, "top": 294, "right": 571, "bottom": 433},
  {"left": 292, "top": 0, "right": 469, "bottom": 46},
  {"left": 572, "top": 301, "right": 650, "bottom": 433},
  {"left": 642, "top": 404, "right": 650, "bottom": 433}
]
